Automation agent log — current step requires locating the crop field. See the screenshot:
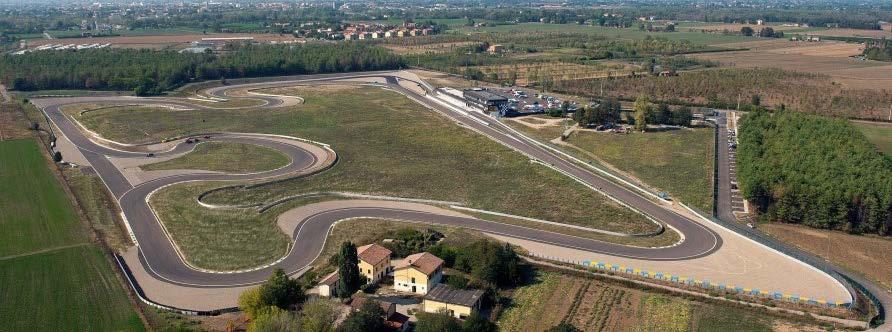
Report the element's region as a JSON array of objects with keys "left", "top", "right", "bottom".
[
  {"left": 0, "top": 139, "right": 85, "bottom": 256},
  {"left": 557, "top": 67, "right": 892, "bottom": 120},
  {"left": 0, "top": 138, "right": 143, "bottom": 331},
  {"left": 853, "top": 121, "right": 892, "bottom": 156},
  {"left": 691, "top": 40, "right": 892, "bottom": 91},
  {"left": 471, "top": 61, "right": 636, "bottom": 86},
  {"left": 451, "top": 23, "right": 755, "bottom": 45},
  {"left": 497, "top": 271, "right": 777, "bottom": 331},
  {"left": 133, "top": 85, "right": 660, "bottom": 270},
  {"left": 760, "top": 223, "right": 892, "bottom": 291},
  {"left": 383, "top": 41, "right": 477, "bottom": 55},
  {"left": 0, "top": 246, "right": 144, "bottom": 331},
  {"left": 141, "top": 142, "right": 290, "bottom": 173},
  {"left": 23, "top": 33, "right": 300, "bottom": 50}
]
